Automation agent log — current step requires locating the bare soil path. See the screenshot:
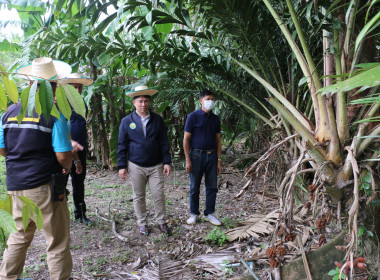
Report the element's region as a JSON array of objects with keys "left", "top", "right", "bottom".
[{"left": 12, "top": 160, "right": 278, "bottom": 280}]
